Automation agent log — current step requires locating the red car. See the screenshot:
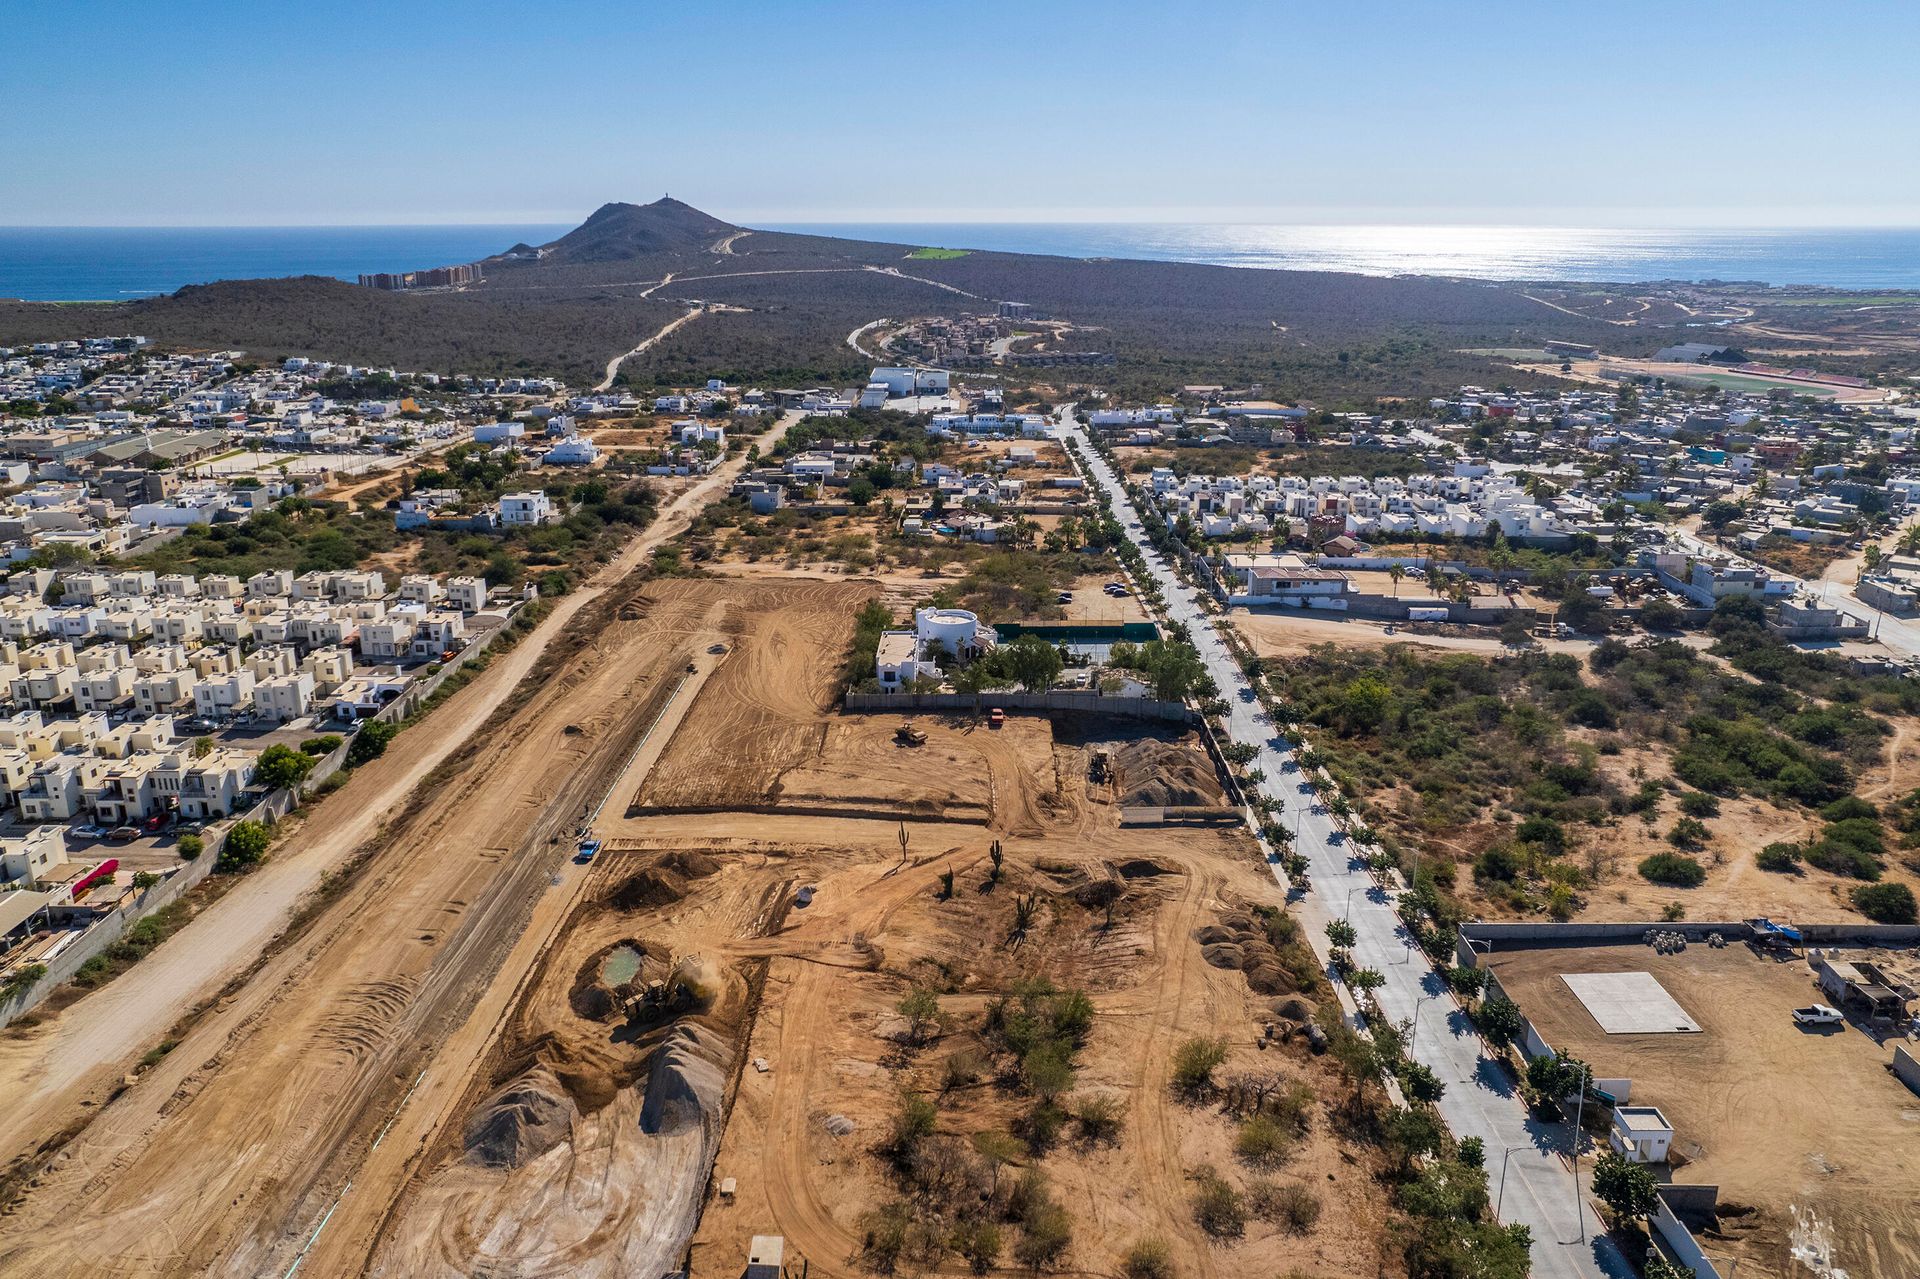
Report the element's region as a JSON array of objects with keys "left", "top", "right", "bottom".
[{"left": 988, "top": 708, "right": 1006, "bottom": 729}]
